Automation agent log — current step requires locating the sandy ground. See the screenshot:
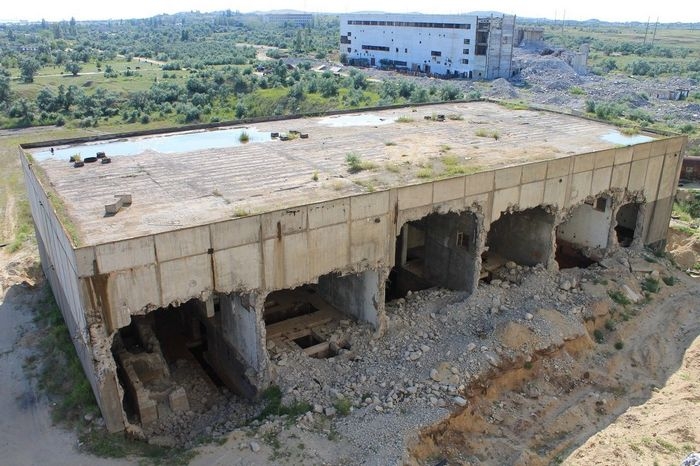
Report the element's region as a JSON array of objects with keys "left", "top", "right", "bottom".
[{"left": 0, "top": 248, "right": 129, "bottom": 466}]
